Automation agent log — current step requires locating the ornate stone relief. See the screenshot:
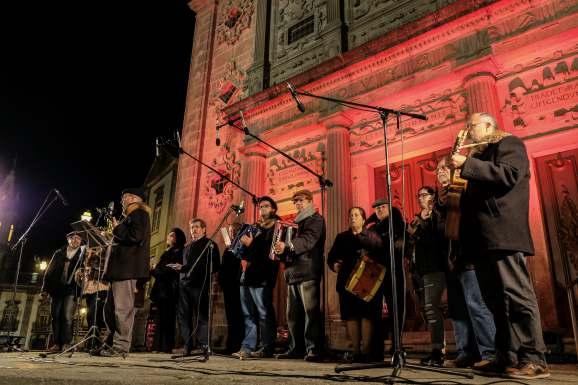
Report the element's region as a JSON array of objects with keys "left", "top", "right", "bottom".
[
  {"left": 216, "top": 0, "right": 255, "bottom": 45},
  {"left": 203, "top": 144, "right": 242, "bottom": 213},
  {"left": 499, "top": 52, "right": 578, "bottom": 133},
  {"left": 266, "top": 138, "right": 326, "bottom": 199},
  {"left": 211, "top": 60, "right": 247, "bottom": 108},
  {"left": 349, "top": 89, "right": 467, "bottom": 155},
  {"left": 270, "top": 0, "right": 337, "bottom": 84}
]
